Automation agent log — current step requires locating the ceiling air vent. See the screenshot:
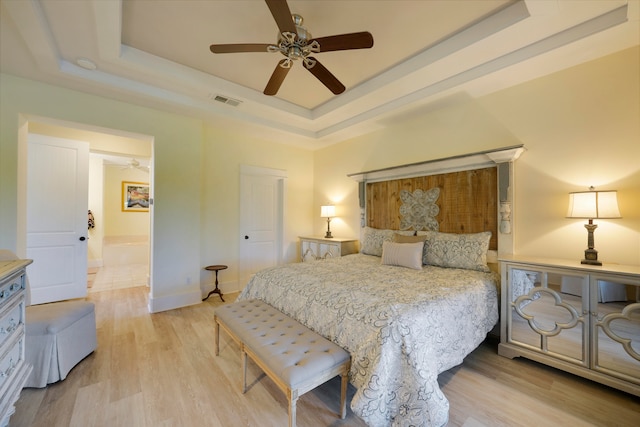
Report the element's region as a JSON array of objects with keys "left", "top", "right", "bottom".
[{"left": 210, "top": 94, "right": 242, "bottom": 107}]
